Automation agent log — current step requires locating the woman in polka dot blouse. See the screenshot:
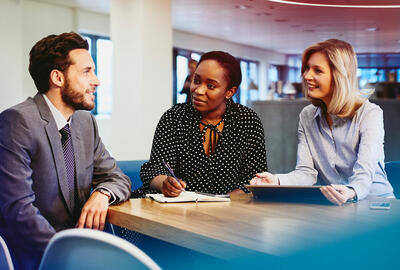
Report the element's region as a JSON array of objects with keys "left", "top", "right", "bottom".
[{"left": 140, "top": 51, "right": 268, "bottom": 197}]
